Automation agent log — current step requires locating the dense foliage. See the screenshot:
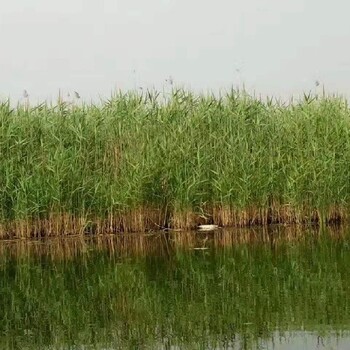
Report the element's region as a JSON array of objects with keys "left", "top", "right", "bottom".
[{"left": 1, "top": 90, "right": 350, "bottom": 236}]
